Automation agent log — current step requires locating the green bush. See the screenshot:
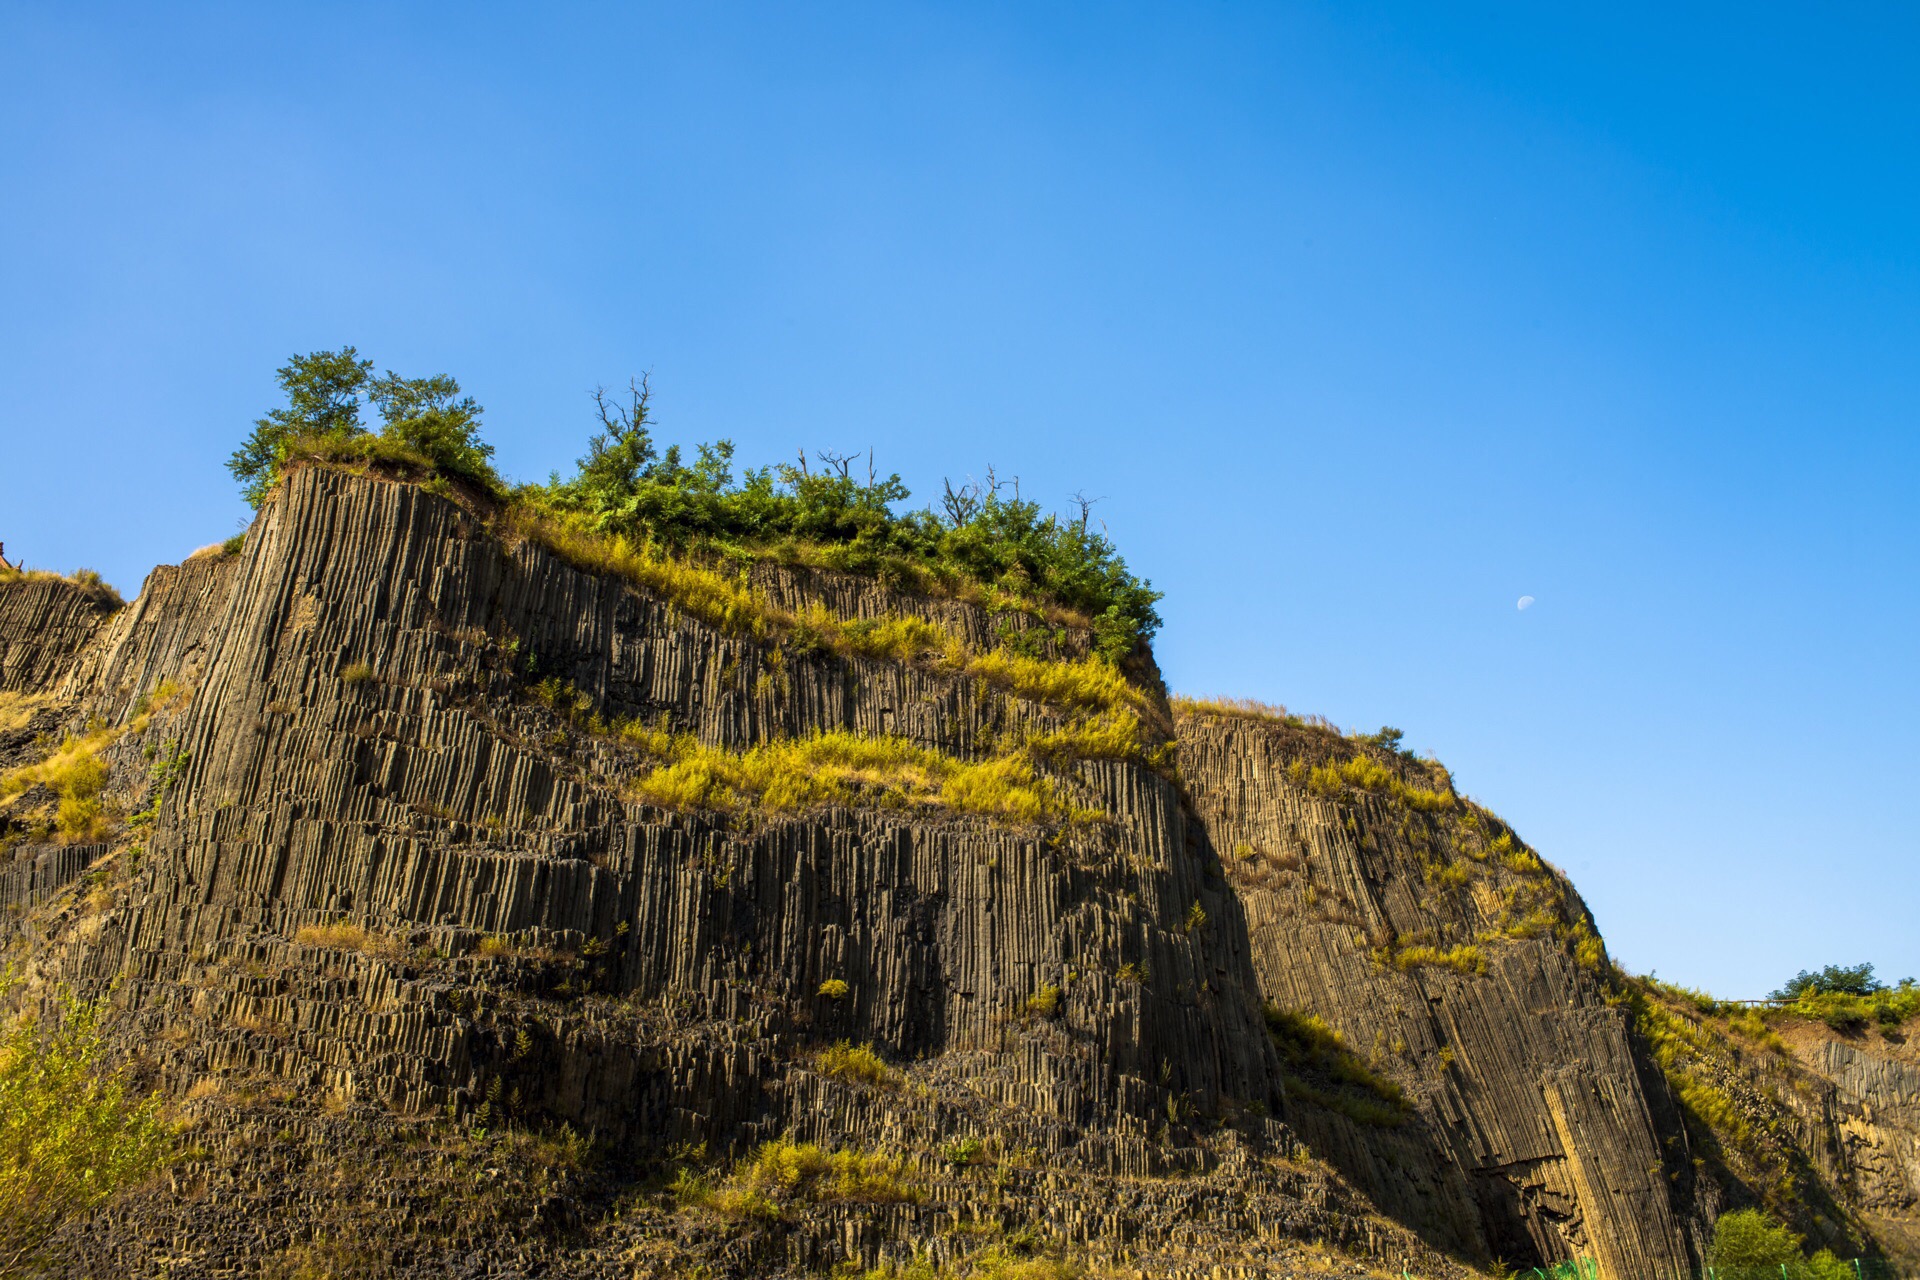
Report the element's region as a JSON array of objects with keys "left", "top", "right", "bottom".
[
  {"left": 1707, "top": 1208, "right": 1855, "bottom": 1280},
  {"left": 1773, "top": 963, "right": 1885, "bottom": 1000},
  {"left": 228, "top": 348, "right": 499, "bottom": 507},
  {"left": 0, "top": 984, "right": 174, "bottom": 1272},
  {"left": 529, "top": 379, "right": 1161, "bottom": 660}
]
